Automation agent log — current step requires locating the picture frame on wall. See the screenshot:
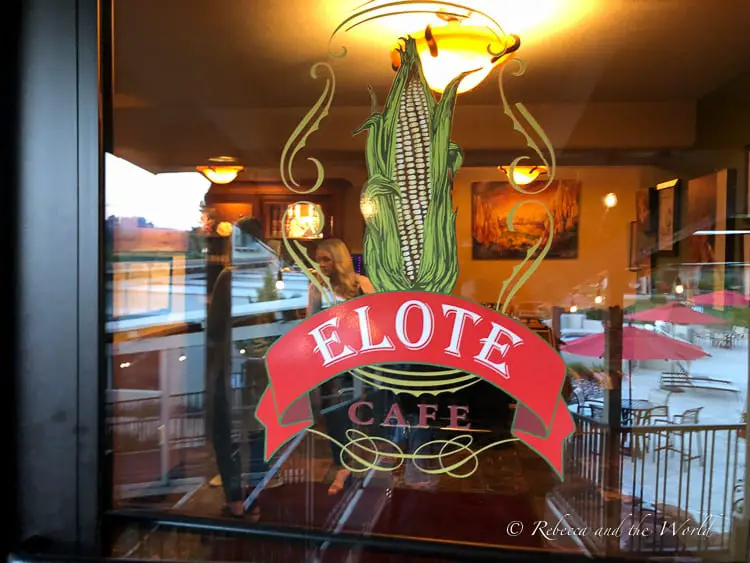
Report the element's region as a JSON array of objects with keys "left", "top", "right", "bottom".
[
  {"left": 657, "top": 182, "right": 677, "bottom": 252},
  {"left": 683, "top": 169, "right": 733, "bottom": 294},
  {"left": 471, "top": 179, "right": 581, "bottom": 260},
  {"left": 634, "top": 187, "right": 657, "bottom": 260},
  {"left": 628, "top": 221, "right": 639, "bottom": 271}
]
